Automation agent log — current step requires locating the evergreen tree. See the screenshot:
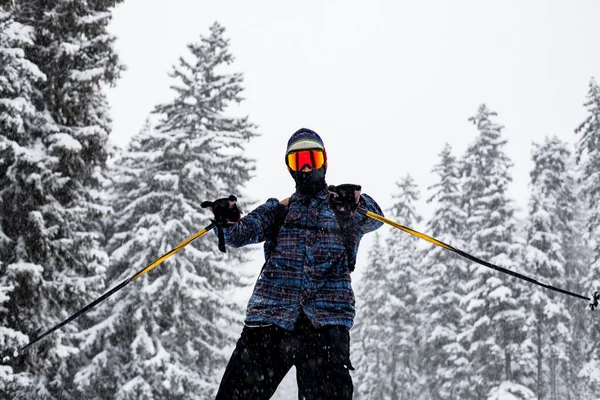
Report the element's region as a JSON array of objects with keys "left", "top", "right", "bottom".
[
  {"left": 459, "top": 104, "right": 530, "bottom": 398},
  {"left": 419, "top": 143, "right": 469, "bottom": 399},
  {"left": 0, "top": 8, "right": 45, "bottom": 393},
  {"left": 575, "top": 78, "right": 600, "bottom": 232},
  {"left": 353, "top": 176, "right": 422, "bottom": 399},
  {"left": 562, "top": 178, "right": 594, "bottom": 399},
  {"left": 523, "top": 137, "right": 574, "bottom": 399},
  {"left": 0, "top": 0, "right": 123, "bottom": 397},
  {"left": 352, "top": 233, "right": 395, "bottom": 399},
  {"left": 574, "top": 77, "right": 600, "bottom": 396},
  {"left": 387, "top": 175, "right": 423, "bottom": 399},
  {"left": 75, "top": 23, "right": 258, "bottom": 399}
]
